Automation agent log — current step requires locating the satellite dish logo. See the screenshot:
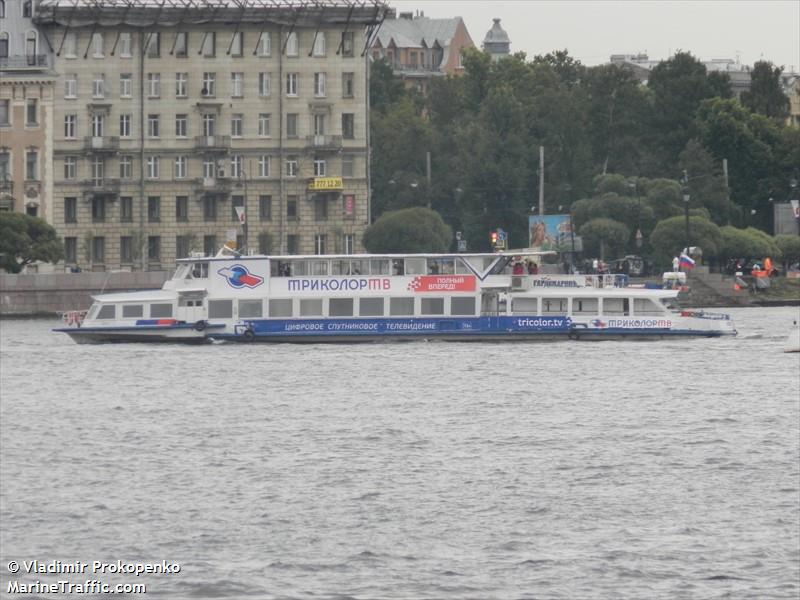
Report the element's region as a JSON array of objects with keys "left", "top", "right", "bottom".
[{"left": 218, "top": 265, "right": 264, "bottom": 289}]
